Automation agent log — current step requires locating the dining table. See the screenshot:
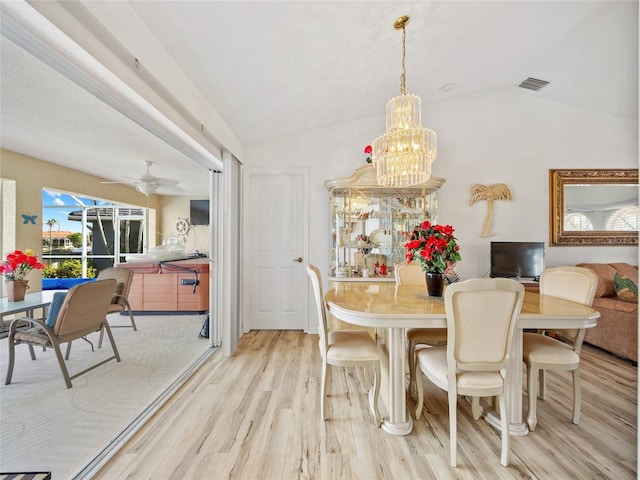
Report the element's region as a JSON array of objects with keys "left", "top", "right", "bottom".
[
  {"left": 325, "top": 281, "right": 599, "bottom": 436},
  {"left": 0, "top": 290, "right": 61, "bottom": 338}
]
